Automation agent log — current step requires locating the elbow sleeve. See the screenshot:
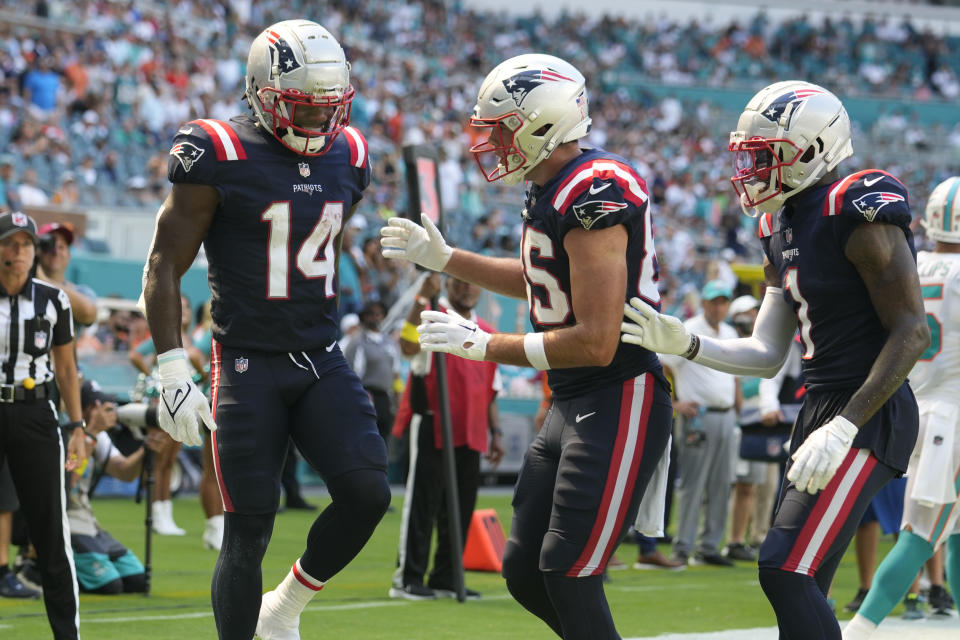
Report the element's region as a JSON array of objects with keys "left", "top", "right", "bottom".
[{"left": 691, "top": 287, "right": 798, "bottom": 377}]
